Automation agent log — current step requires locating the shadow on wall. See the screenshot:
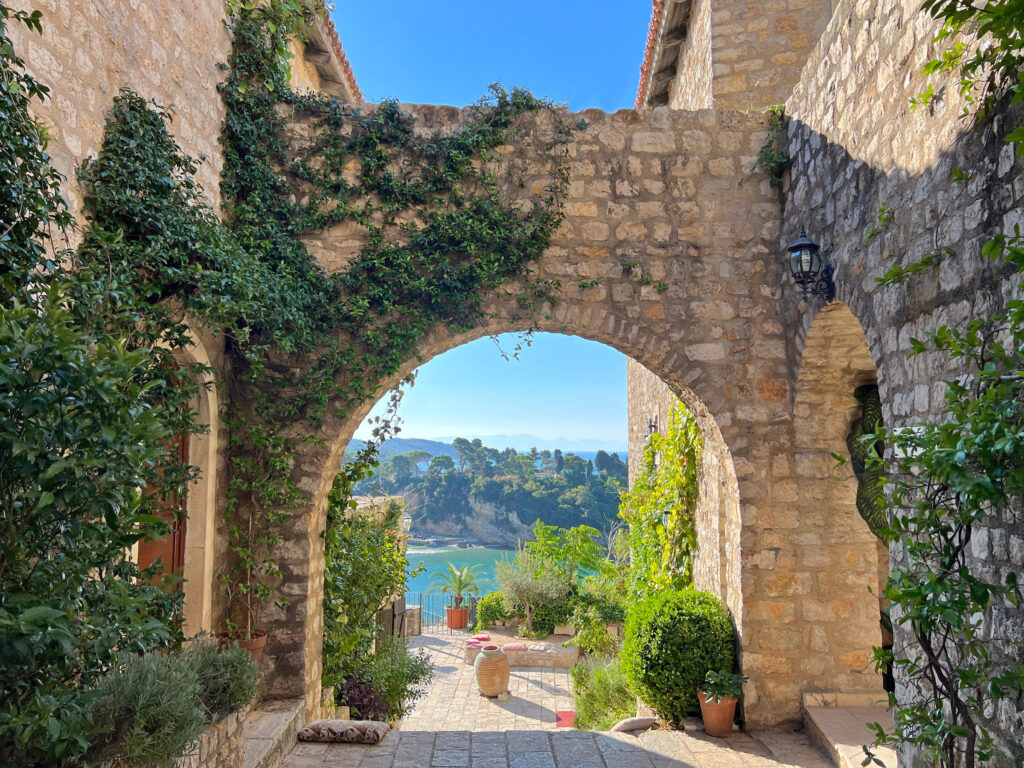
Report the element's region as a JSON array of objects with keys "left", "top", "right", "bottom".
[{"left": 781, "top": 101, "right": 1024, "bottom": 759}]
